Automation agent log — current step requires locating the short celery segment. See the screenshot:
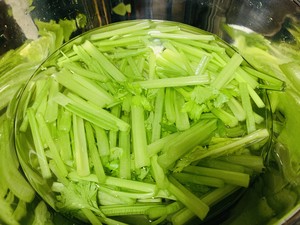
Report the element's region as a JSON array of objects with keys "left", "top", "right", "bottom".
[{"left": 15, "top": 20, "right": 280, "bottom": 225}]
